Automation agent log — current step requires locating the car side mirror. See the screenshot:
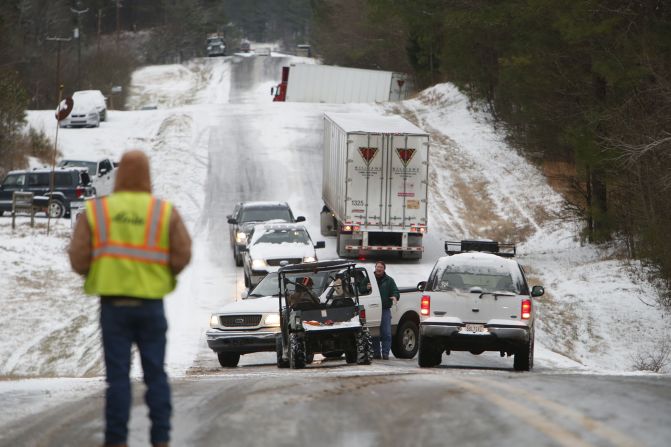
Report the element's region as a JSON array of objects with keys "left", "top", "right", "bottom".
[
  {"left": 240, "top": 290, "right": 249, "bottom": 299},
  {"left": 99, "top": 168, "right": 108, "bottom": 176},
  {"left": 417, "top": 281, "right": 426, "bottom": 292},
  {"left": 315, "top": 241, "right": 326, "bottom": 249},
  {"left": 531, "top": 285, "right": 545, "bottom": 297},
  {"left": 227, "top": 217, "right": 237, "bottom": 224},
  {"left": 295, "top": 216, "right": 306, "bottom": 222}
]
